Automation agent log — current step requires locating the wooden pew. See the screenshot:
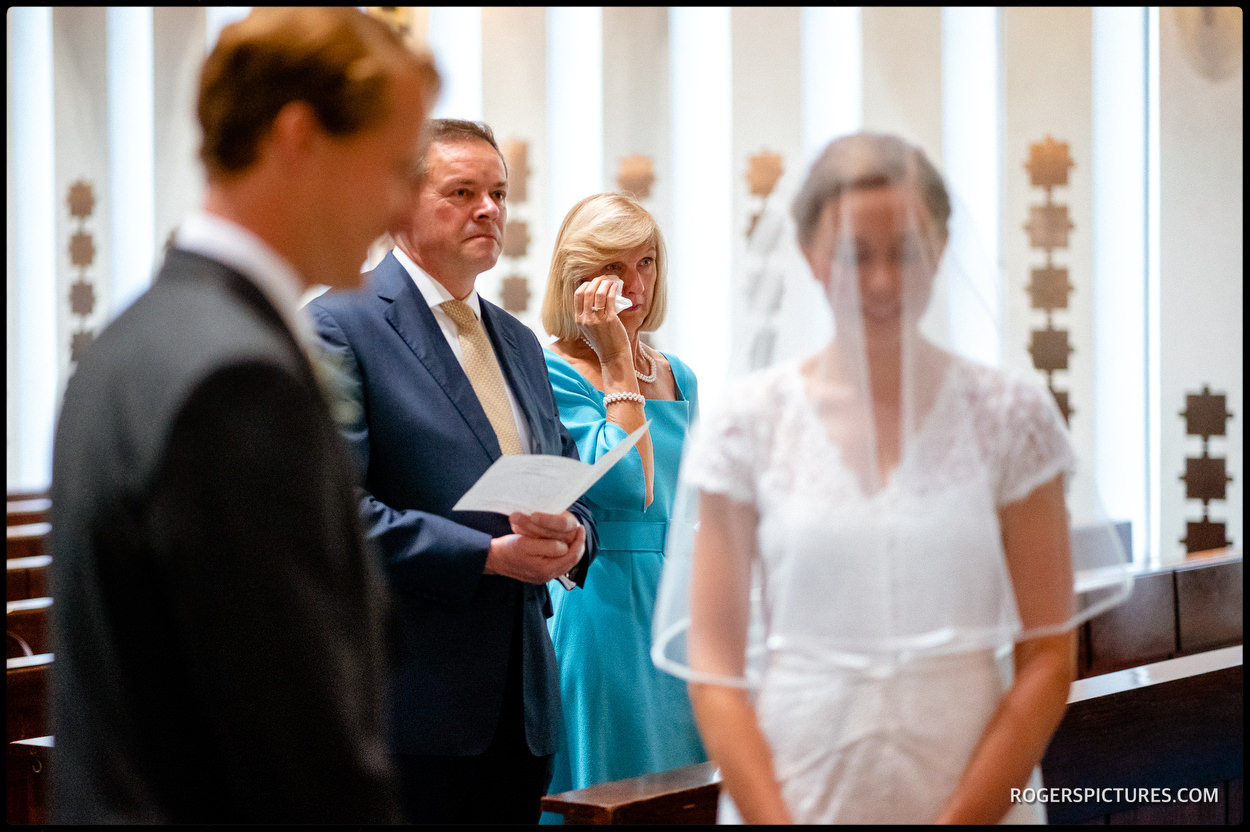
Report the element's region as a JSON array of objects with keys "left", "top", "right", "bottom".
[
  {"left": 541, "top": 761, "right": 720, "bottom": 824},
  {"left": 6, "top": 498, "right": 50, "bottom": 528},
  {"left": 541, "top": 647, "right": 1243, "bottom": 825},
  {"left": 7, "top": 735, "right": 51, "bottom": 825},
  {"left": 7, "top": 653, "right": 52, "bottom": 744},
  {"left": 541, "top": 553, "right": 1243, "bottom": 825},
  {"left": 6, "top": 523, "right": 51, "bottom": 562},
  {"left": 1041, "top": 645, "right": 1242, "bottom": 824},
  {"left": 7, "top": 556, "right": 51, "bottom": 603},
  {"left": 1082, "top": 549, "right": 1242, "bottom": 677},
  {"left": 7, "top": 597, "right": 53, "bottom": 657},
  {"left": 6, "top": 490, "right": 48, "bottom": 504}
]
